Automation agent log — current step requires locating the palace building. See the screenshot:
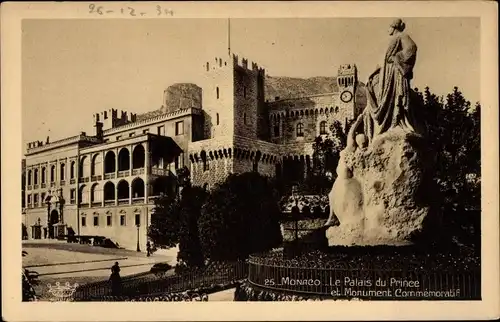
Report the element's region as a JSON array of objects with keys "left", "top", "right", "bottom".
[{"left": 22, "top": 53, "right": 360, "bottom": 249}]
